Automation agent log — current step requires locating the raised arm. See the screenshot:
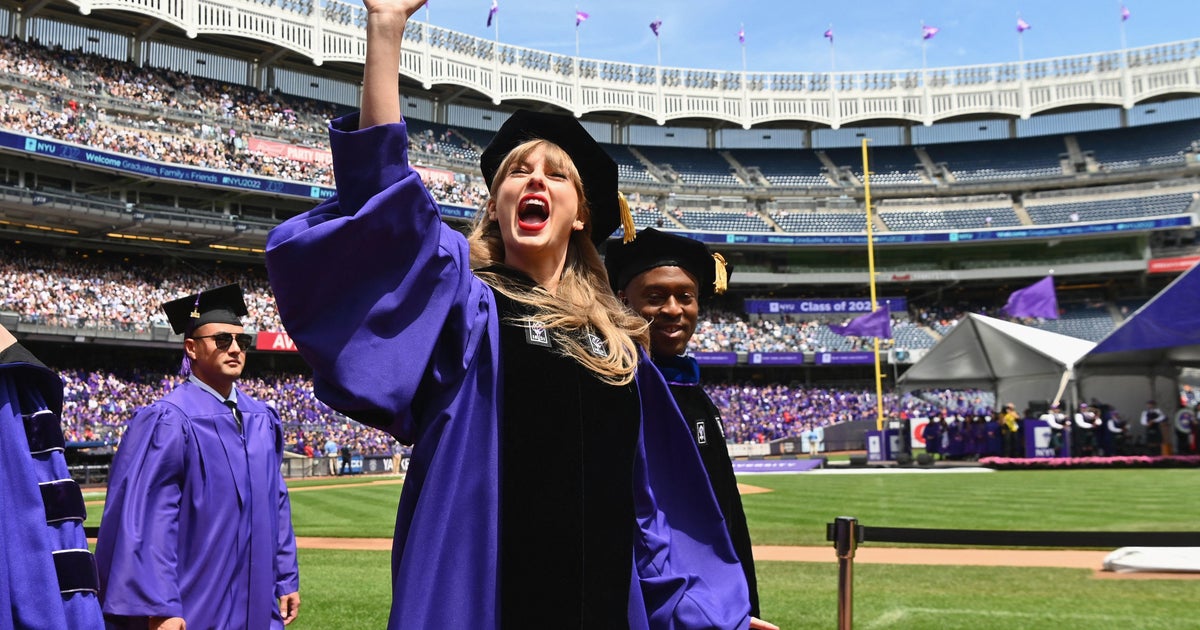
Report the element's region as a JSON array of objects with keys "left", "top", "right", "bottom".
[{"left": 360, "top": 0, "right": 426, "bottom": 129}]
